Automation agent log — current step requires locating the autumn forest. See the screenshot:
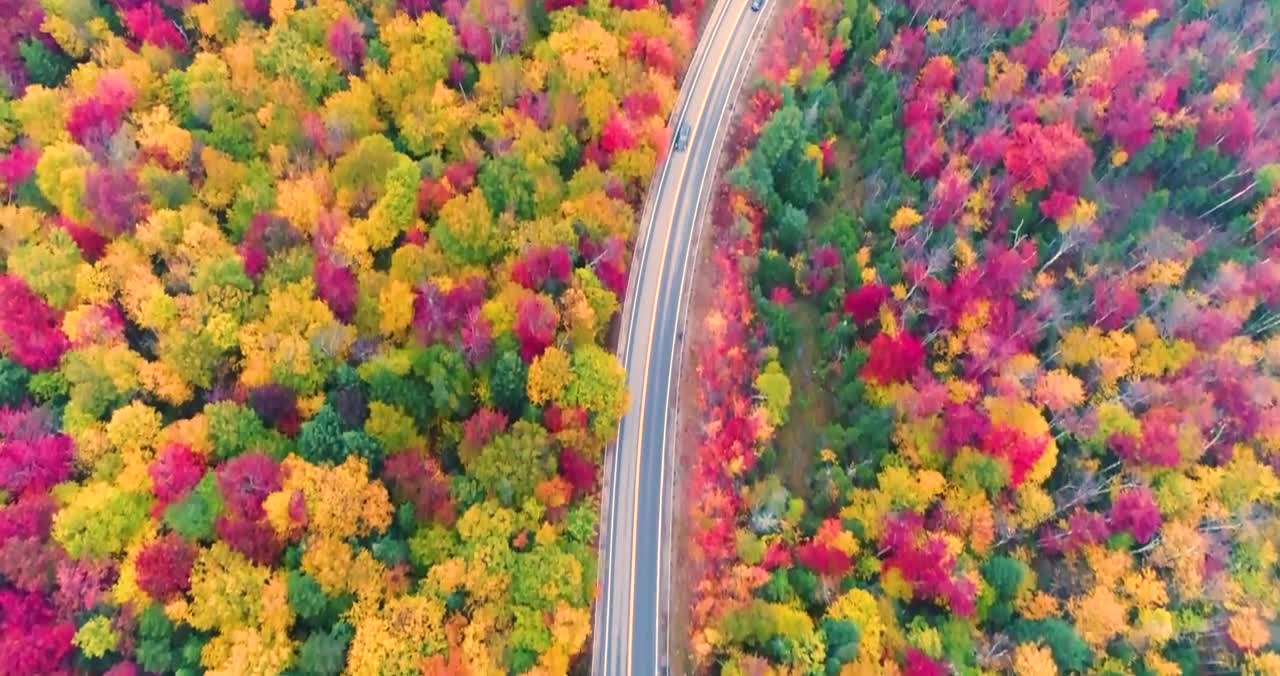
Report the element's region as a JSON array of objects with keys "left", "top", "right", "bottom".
[
  {"left": 684, "top": 0, "right": 1280, "bottom": 674},
  {"left": 2, "top": 0, "right": 1280, "bottom": 673},
  {"left": 0, "top": 0, "right": 693, "bottom": 670}
]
